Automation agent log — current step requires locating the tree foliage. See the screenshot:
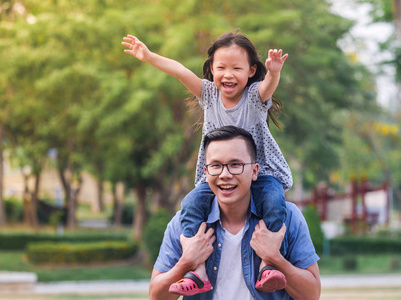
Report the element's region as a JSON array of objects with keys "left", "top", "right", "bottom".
[{"left": 0, "top": 0, "right": 393, "bottom": 235}]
